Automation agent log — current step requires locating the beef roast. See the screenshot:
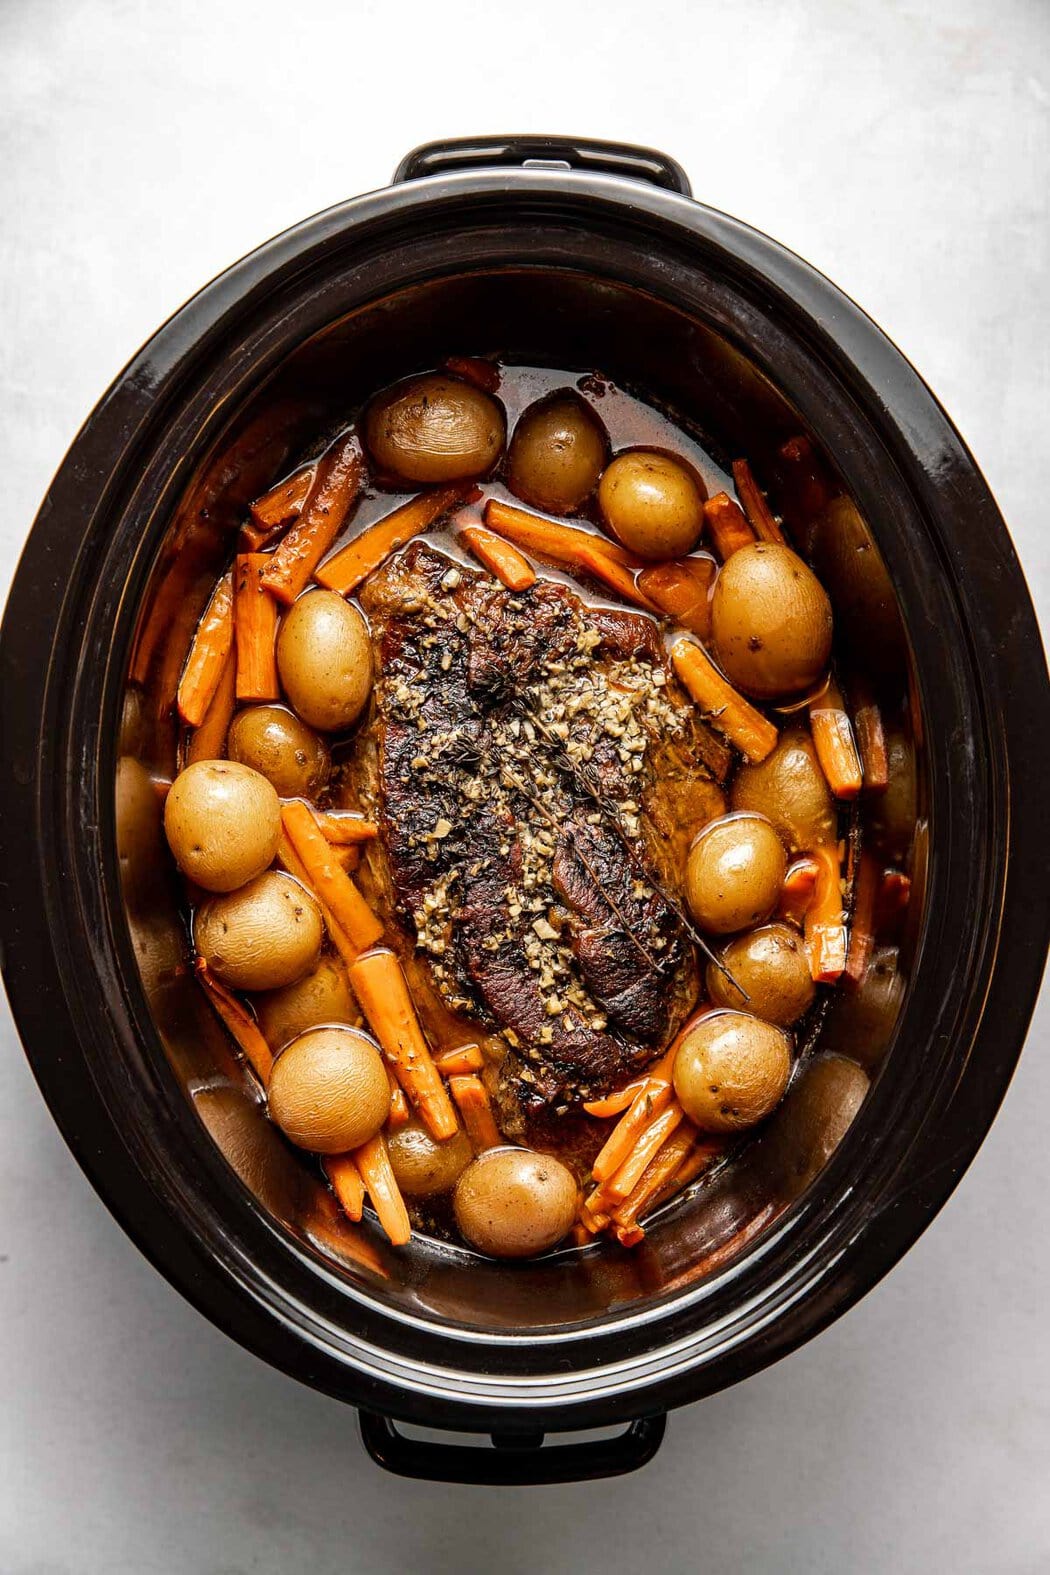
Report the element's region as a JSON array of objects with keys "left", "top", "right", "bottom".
[{"left": 358, "top": 543, "right": 729, "bottom": 1107}]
